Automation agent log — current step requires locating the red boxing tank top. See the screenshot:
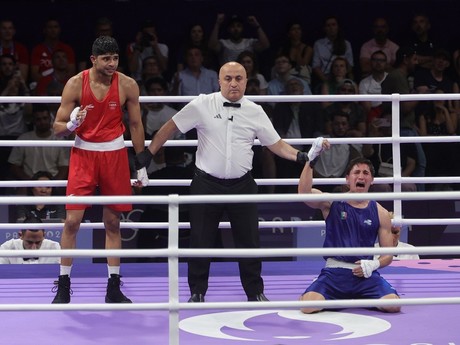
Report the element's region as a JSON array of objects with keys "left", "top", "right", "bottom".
[{"left": 75, "top": 70, "right": 125, "bottom": 142}]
